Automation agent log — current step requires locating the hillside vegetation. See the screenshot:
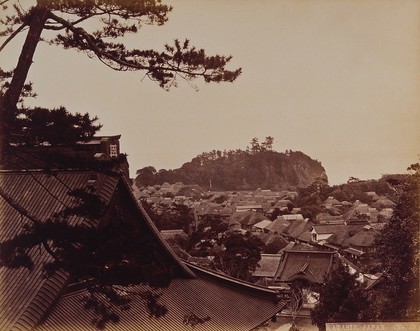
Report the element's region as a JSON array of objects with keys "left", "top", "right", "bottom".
[{"left": 135, "top": 138, "right": 327, "bottom": 191}]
